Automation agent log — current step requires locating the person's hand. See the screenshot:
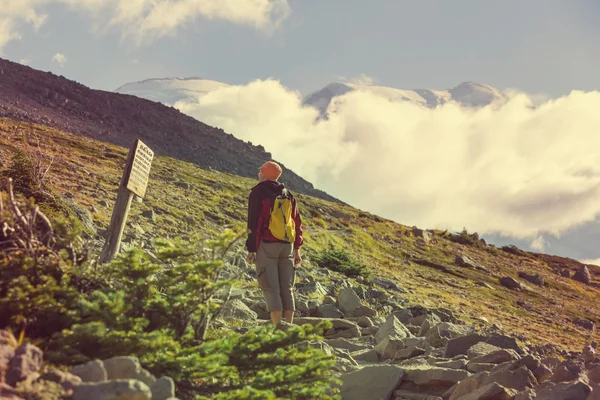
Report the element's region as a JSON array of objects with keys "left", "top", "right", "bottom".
[
  {"left": 294, "top": 249, "right": 302, "bottom": 266},
  {"left": 246, "top": 252, "right": 256, "bottom": 265}
]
